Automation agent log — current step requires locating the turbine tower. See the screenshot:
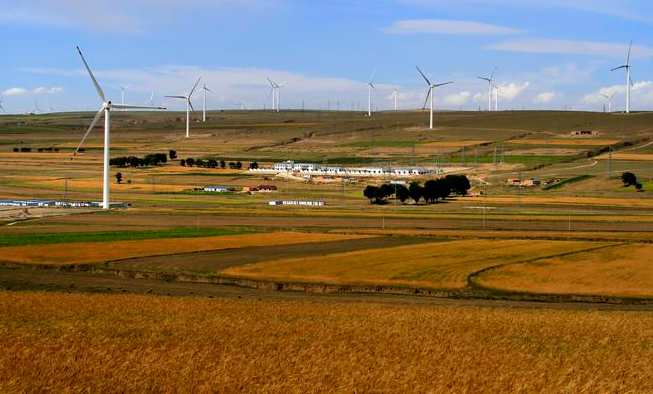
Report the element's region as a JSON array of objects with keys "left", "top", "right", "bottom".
[
  {"left": 199, "top": 84, "right": 212, "bottom": 122},
  {"left": 119, "top": 85, "right": 130, "bottom": 111},
  {"left": 600, "top": 90, "right": 619, "bottom": 113},
  {"left": 493, "top": 84, "right": 499, "bottom": 111},
  {"left": 478, "top": 67, "right": 497, "bottom": 112},
  {"left": 74, "top": 46, "right": 164, "bottom": 210},
  {"left": 146, "top": 92, "right": 155, "bottom": 107},
  {"left": 267, "top": 78, "right": 285, "bottom": 113},
  {"left": 611, "top": 41, "right": 633, "bottom": 114},
  {"left": 0, "top": 96, "right": 5, "bottom": 113},
  {"left": 165, "top": 77, "right": 201, "bottom": 138},
  {"left": 416, "top": 65, "right": 453, "bottom": 130},
  {"left": 391, "top": 88, "right": 399, "bottom": 111},
  {"left": 367, "top": 70, "right": 376, "bottom": 117}
]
